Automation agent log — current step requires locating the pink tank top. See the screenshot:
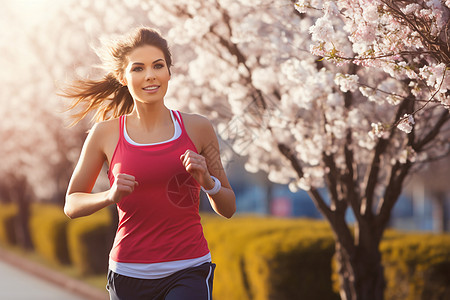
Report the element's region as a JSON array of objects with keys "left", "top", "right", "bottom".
[{"left": 108, "top": 111, "right": 210, "bottom": 263}]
